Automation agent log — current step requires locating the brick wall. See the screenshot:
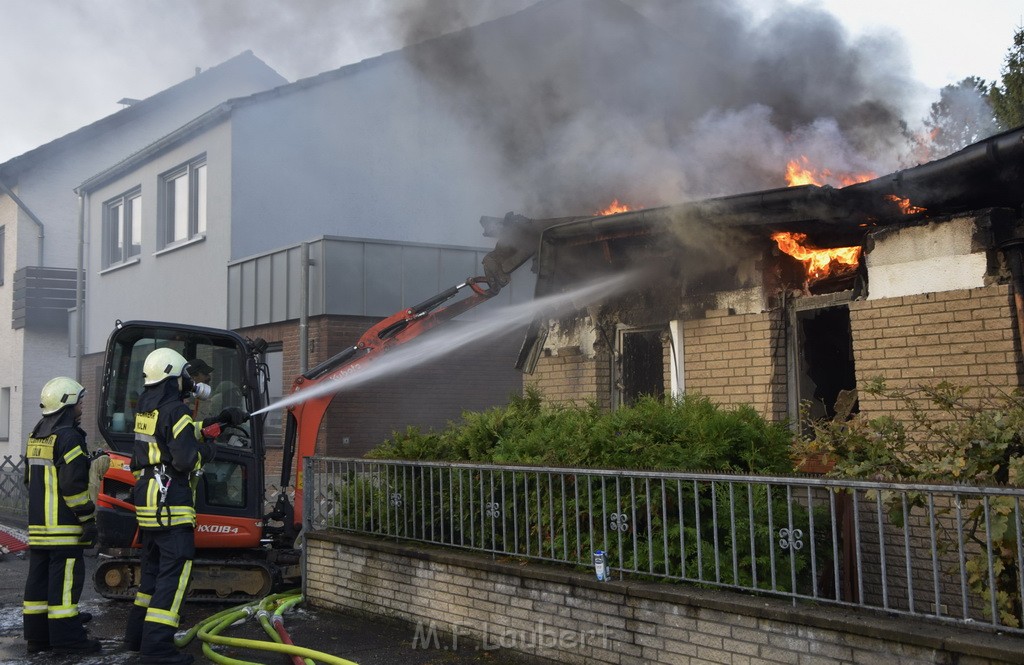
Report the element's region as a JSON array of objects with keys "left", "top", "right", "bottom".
[
  {"left": 681, "top": 309, "right": 787, "bottom": 422},
  {"left": 80, "top": 351, "right": 105, "bottom": 449},
  {"left": 239, "top": 317, "right": 370, "bottom": 461},
  {"left": 849, "top": 285, "right": 1022, "bottom": 417},
  {"left": 851, "top": 493, "right": 989, "bottom": 619},
  {"left": 307, "top": 530, "right": 1023, "bottom": 665},
  {"left": 522, "top": 310, "right": 787, "bottom": 418},
  {"left": 524, "top": 346, "right": 612, "bottom": 410}
]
